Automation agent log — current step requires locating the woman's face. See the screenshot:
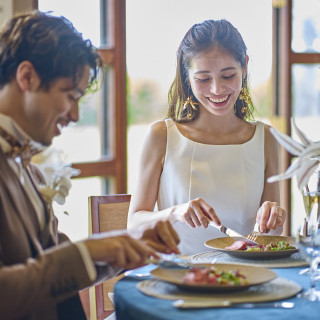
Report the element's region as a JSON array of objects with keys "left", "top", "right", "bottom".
[{"left": 188, "top": 46, "right": 246, "bottom": 118}]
